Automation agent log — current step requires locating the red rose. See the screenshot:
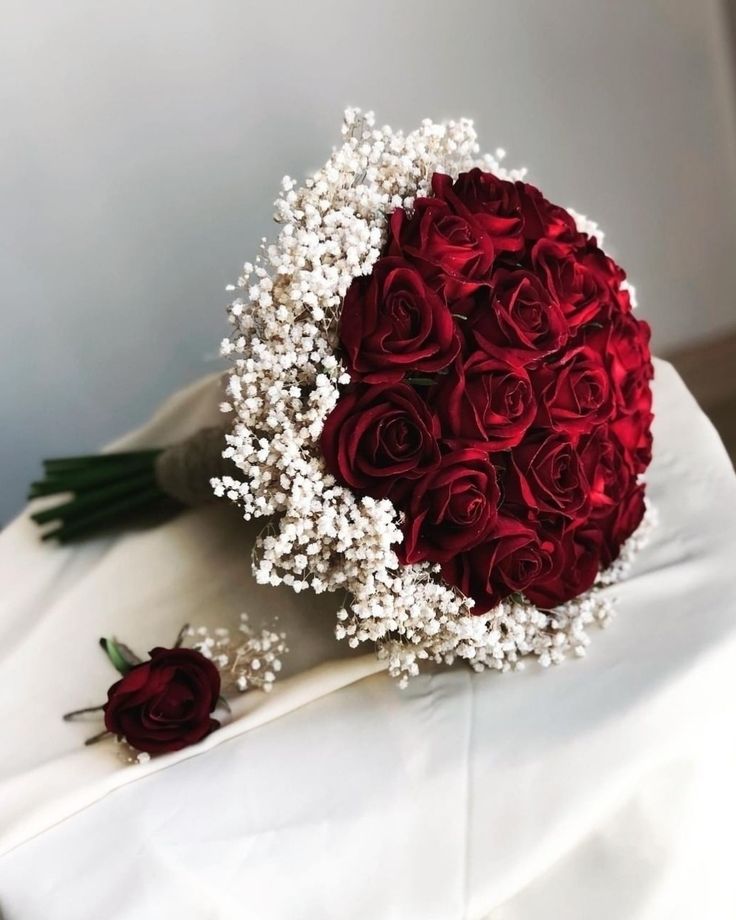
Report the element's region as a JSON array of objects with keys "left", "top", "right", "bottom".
[
  {"left": 399, "top": 449, "right": 500, "bottom": 564},
  {"left": 531, "top": 238, "right": 620, "bottom": 331},
  {"left": 532, "top": 341, "right": 614, "bottom": 436},
  {"left": 523, "top": 524, "right": 602, "bottom": 608},
  {"left": 578, "top": 422, "right": 650, "bottom": 557},
  {"left": 578, "top": 425, "right": 635, "bottom": 520},
  {"left": 469, "top": 269, "right": 569, "bottom": 364},
  {"left": 441, "top": 517, "right": 557, "bottom": 613},
  {"left": 604, "top": 312, "right": 654, "bottom": 414},
  {"left": 320, "top": 383, "right": 441, "bottom": 499},
  {"left": 340, "top": 257, "right": 459, "bottom": 384},
  {"left": 599, "top": 481, "right": 646, "bottom": 568},
  {"left": 432, "top": 170, "right": 524, "bottom": 254},
  {"left": 432, "top": 349, "right": 536, "bottom": 450},
  {"left": 103, "top": 647, "right": 221, "bottom": 755},
  {"left": 515, "top": 181, "right": 582, "bottom": 243},
  {"left": 506, "top": 432, "right": 589, "bottom": 521},
  {"left": 387, "top": 193, "right": 495, "bottom": 294},
  {"left": 588, "top": 312, "right": 653, "bottom": 473},
  {"left": 611, "top": 404, "right": 653, "bottom": 475}
]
